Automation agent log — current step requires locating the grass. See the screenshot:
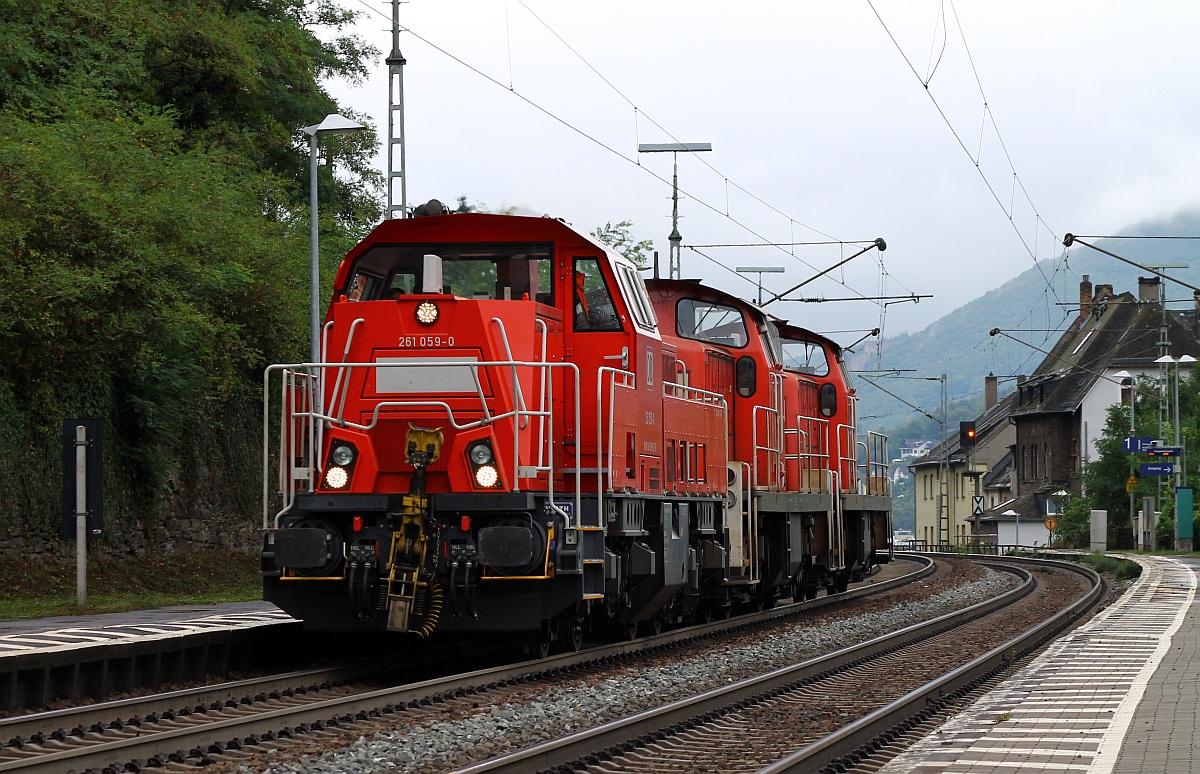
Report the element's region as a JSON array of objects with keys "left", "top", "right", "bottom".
[
  {"left": 1054, "top": 552, "right": 1142, "bottom": 580},
  {"left": 0, "top": 550, "right": 262, "bottom": 619}
]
